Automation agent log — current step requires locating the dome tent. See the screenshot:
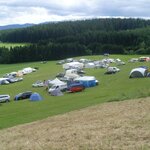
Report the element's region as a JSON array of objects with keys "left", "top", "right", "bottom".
[
  {"left": 129, "top": 68, "right": 148, "bottom": 78},
  {"left": 30, "top": 92, "right": 43, "bottom": 101},
  {"left": 50, "top": 86, "right": 64, "bottom": 96}
]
